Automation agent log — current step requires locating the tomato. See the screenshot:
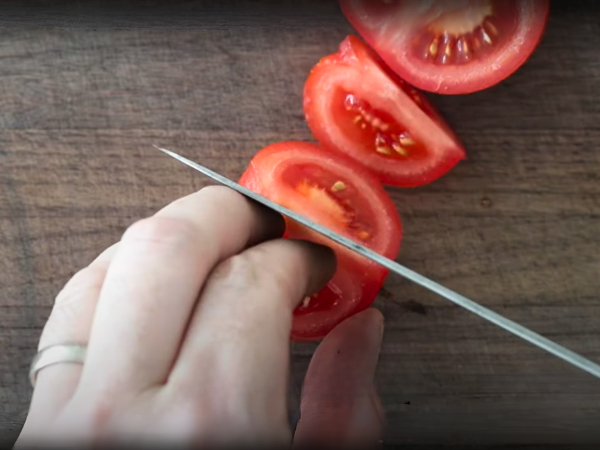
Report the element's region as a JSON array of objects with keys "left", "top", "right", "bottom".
[
  {"left": 239, "top": 141, "right": 402, "bottom": 341},
  {"left": 304, "top": 35, "right": 465, "bottom": 187},
  {"left": 340, "top": 0, "right": 550, "bottom": 95}
]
